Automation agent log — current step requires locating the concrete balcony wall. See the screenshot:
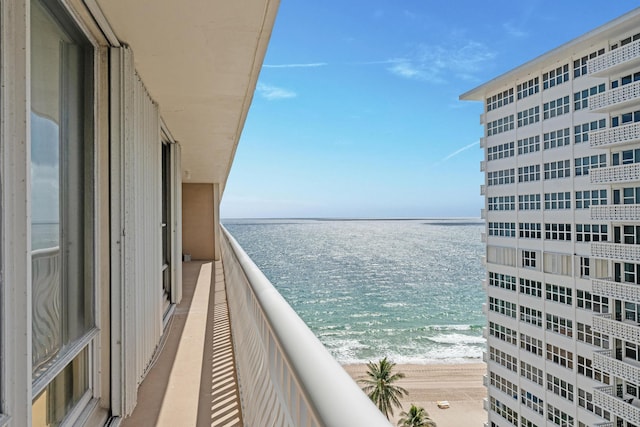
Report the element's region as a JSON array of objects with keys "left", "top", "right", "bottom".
[
  {"left": 220, "top": 226, "right": 391, "bottom": 427},
  {"left": 589, "top": 80, "right": 640, "bottom": 112},
  {"left": 591, "top": 242, "right": 640, "bottom": 262},
  {"left": 588, "top": 38, "right": 640, "bottom": 76},
  {"left": 592, "top": 350, "right": 640, "bottom": 384},
  {"left": 594, "top": 385, "right": 640, "bottom": 425},
  {"left": 590, "top": 122, "right": 640, "bottom": 149},
  {"left": 592, "top": 278, "right": 640, "bottom": 303},
  {"left": 591, "top": 204, "right": 640, "bottom": 221},
  {"left": 590, "top": 163, "right": 640, "bottom": 184},
  {"left": 592, "top": 313, "right": 640, "bottom": 343}
]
